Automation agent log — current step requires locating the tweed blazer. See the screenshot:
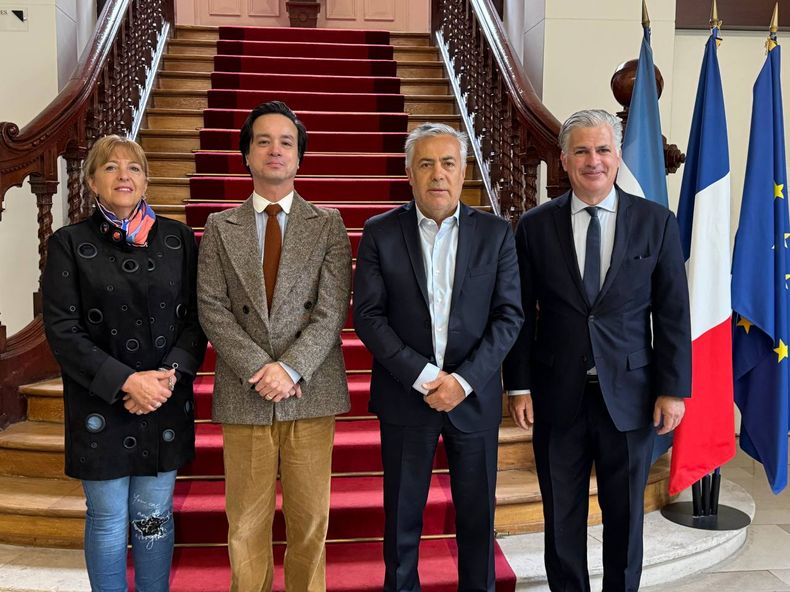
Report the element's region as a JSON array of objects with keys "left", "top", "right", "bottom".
[{"left": 197, "top": 193, "right": 352, "bottom": 424}]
